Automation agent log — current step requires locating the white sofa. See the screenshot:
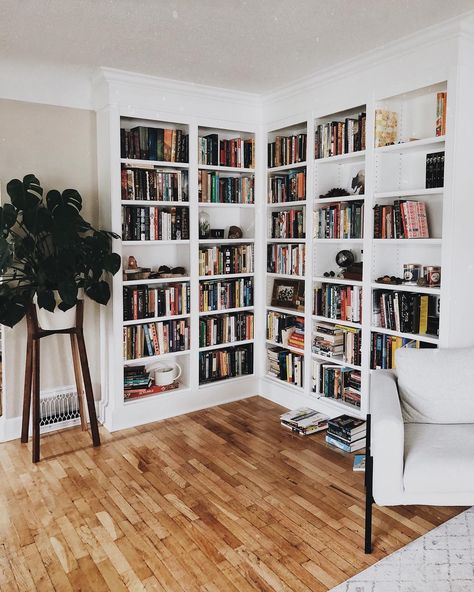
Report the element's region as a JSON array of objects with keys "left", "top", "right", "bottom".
[{"left": 366, "top": 346, "right": 474, "bottom": 552}]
